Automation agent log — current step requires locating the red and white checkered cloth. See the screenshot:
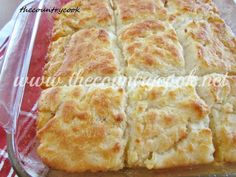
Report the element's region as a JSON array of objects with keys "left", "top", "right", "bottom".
[
  {"left": 0, "top": 1, "right": 53, "bottom": 175},
  {"left": 0, "top": 42, "right": 18, "bottom": 176},
  {"left": 0, "top": 11, "right": 49, "bottom": 176},
  {"left": 0, "top": 128, "right": 17, "bottom": 177}
]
